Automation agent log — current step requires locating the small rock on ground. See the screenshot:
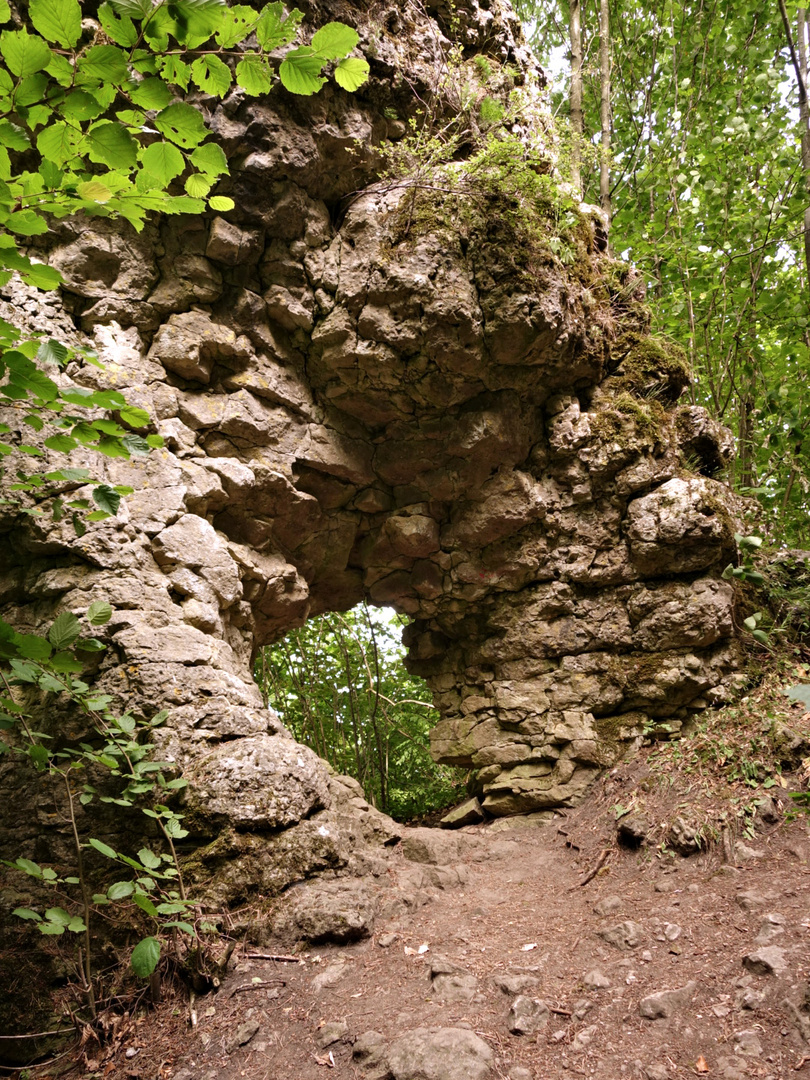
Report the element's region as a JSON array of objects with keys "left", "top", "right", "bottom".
[
  {"left": 387, "top": 1027, "right": 494, "bottom": 1080},
  {"left": 593, "top": 895, "right": 623, "bottom": 917},
  {"left": 226, "top": 1019, "right": 260, "bottom": 1053},
  {"left": 742, "top": 947, "right": 788, "bottom": 976},
  {"left": 583, "top": 969, "right": 611, "bottom": 989},
  {"left": 492, "top": 973, "right": 540, "bottom": 995},
  {"left": 440, "top": 798, "right": 485, "bottom": 829},
  {"left": 508, "top": 995, "right": 549, "bottom": 1035},
  {"left": 599, "top": 920, "right": 646, "bottom": 950},
  {"left": 639, "top": 981, "right": 697, "bottom": 1020},
  {"left": 315, "top": 1020, "right": 349, "bottom": 1048}
]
